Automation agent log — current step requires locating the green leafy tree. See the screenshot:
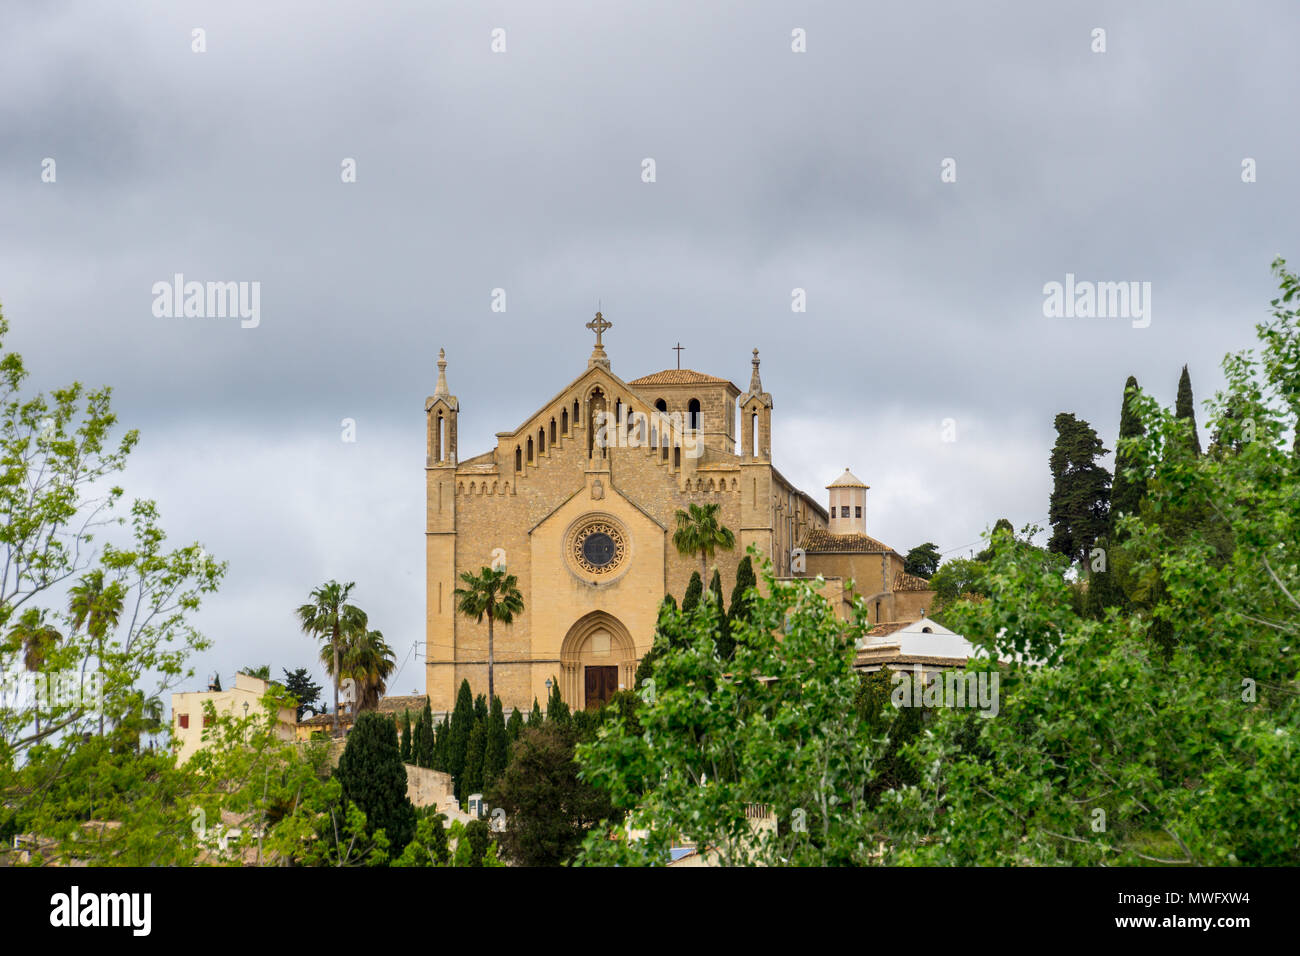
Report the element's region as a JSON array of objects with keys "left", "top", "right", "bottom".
[
  {"left": 635, "top": 595, "right": 678, "bottom": 687},
  {"left": 453, "top": 567, "right": 524, "bottom": 706},
  {"left": 241, "top": 664, "right": 272, "bottom": 680},
  {"left": 454, "top": 818, "right": 501, "bottom": 867},
  {"left": 884, "top": 260, "right": 1300, "bottom": 865},
  {"left": 334, "top": 711, "right": 416, "bottom": 856},
  {"left": 0, "top": 307, "right": 226, "bottom": 860},
  {"left": 902, "top": 542, "right": 941, "bottom": 579},
  {"left": 576, "top": 548, "right": 886, "bottom": 866},
  {"left": 974, "top": 518, "right": 1014, "bottom": 561},
  {"left": 1047, "top": 412, "right": 1111, "bottom": 566},
  {"left": 671, "top": 502, "right": 735, "bottom": 577},
  {"left": 281, "top": 667, "right": 324, "bottom": 720},
  {"left": 393, "top": 809, "right": 450, "bottom": 866},
  {"left": 489, "top": 722, "right": 615, "bottom": 866}
]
